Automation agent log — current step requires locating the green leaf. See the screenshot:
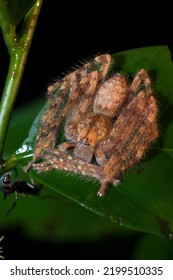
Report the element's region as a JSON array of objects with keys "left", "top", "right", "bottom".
[
  {"left": 0, "top": 182, "right": 132, "bottom": 242},
  {"left": 1, "top": 101, "right": 133, "bottom": 241},
  {"left": 2, "top": 0, "right": 36, "bottom": 27},
  {"left": 0, "top": 0, "right": 10, "bottom": 34},
  {"left": 11, "top": 46, "right": 173, "bottom": 238},
  {"left": 4, "top": 98, "right": 44, "bottom": 158}
]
